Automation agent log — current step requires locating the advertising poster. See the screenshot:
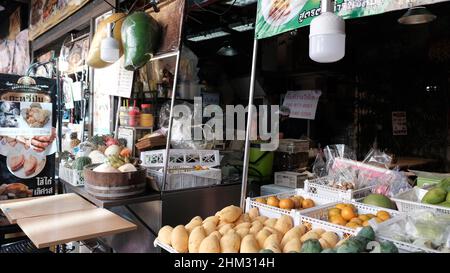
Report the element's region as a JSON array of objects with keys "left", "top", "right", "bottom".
[
  {"left": 255, "top": 0, "right": 450, "bottom": 39},
  {"left": 283, "top": 90, "right": 321, "bottom": 120},
  {"left": 0, "top": 74, "right": 56, "bottom": 200}
]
